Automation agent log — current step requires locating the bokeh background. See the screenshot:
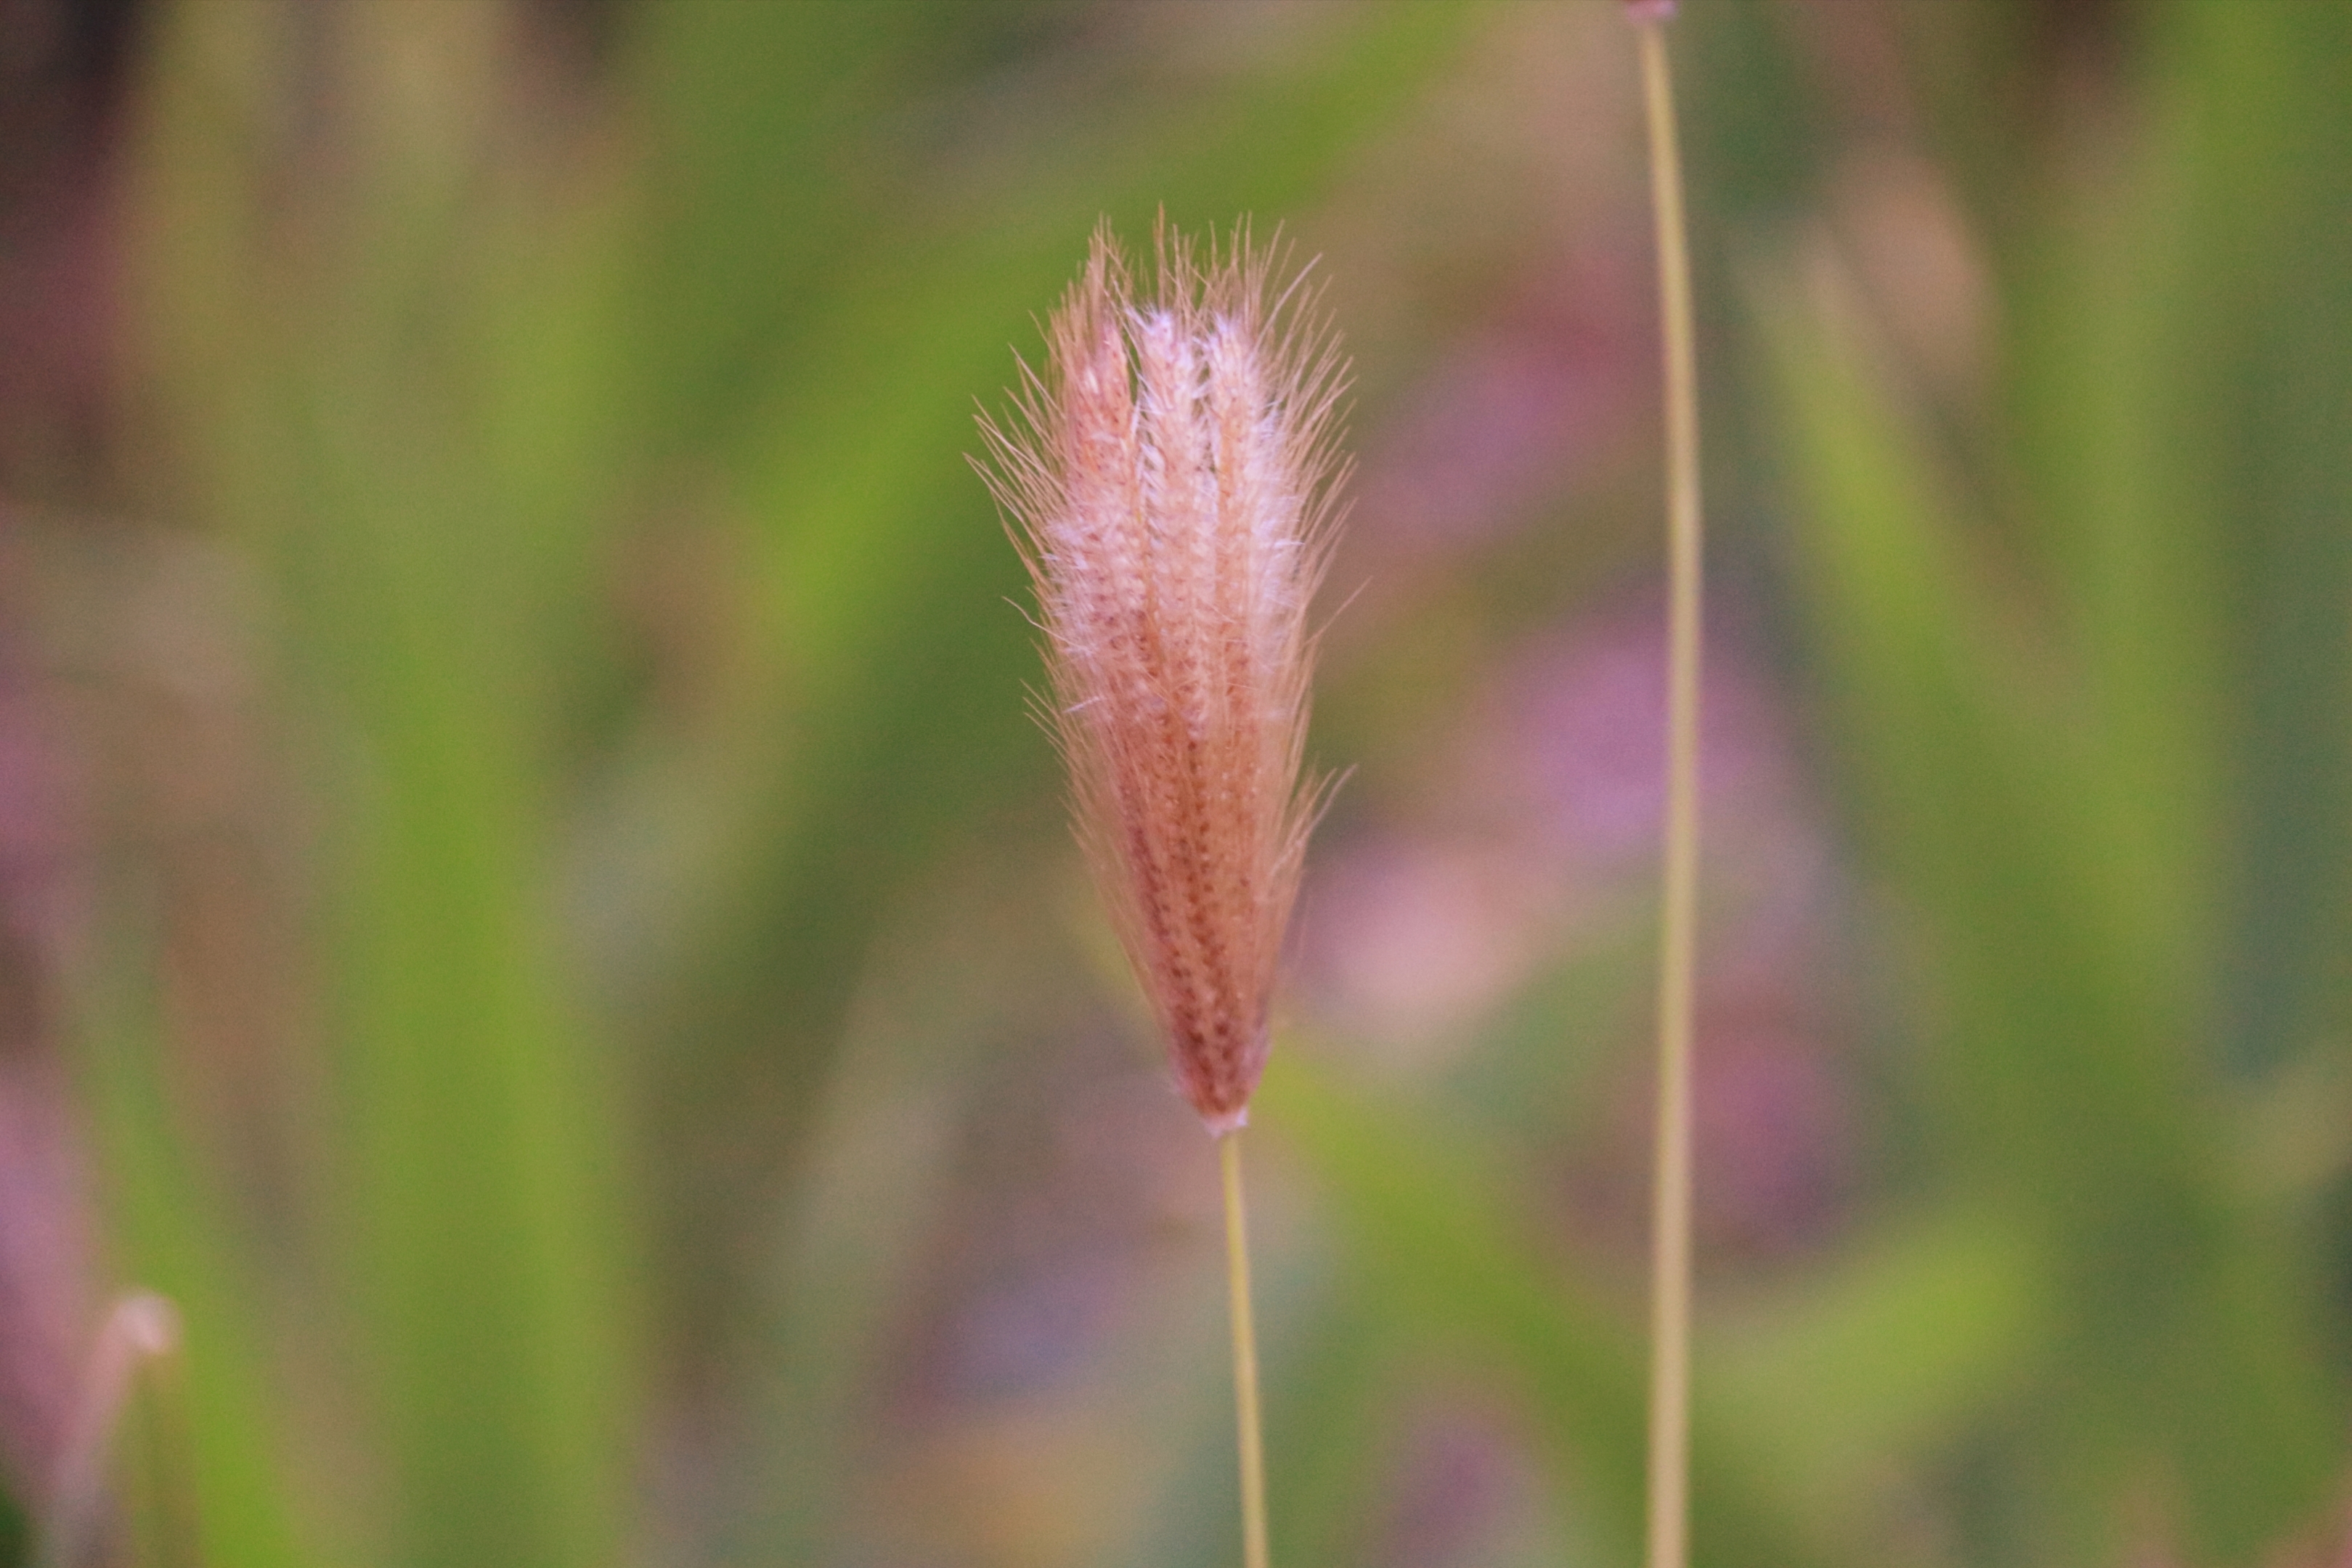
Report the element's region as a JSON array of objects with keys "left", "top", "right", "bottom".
[{"left": 0, "top": 1, "right": 2347, "bottom": 1564}]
